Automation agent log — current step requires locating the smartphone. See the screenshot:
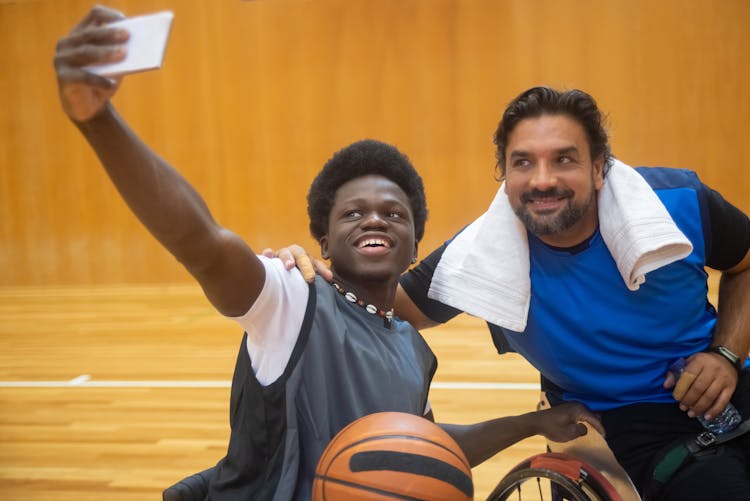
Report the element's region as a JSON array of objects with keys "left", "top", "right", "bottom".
[{"left": 85, "top": 11, "right": 174, "bottom": 77}]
